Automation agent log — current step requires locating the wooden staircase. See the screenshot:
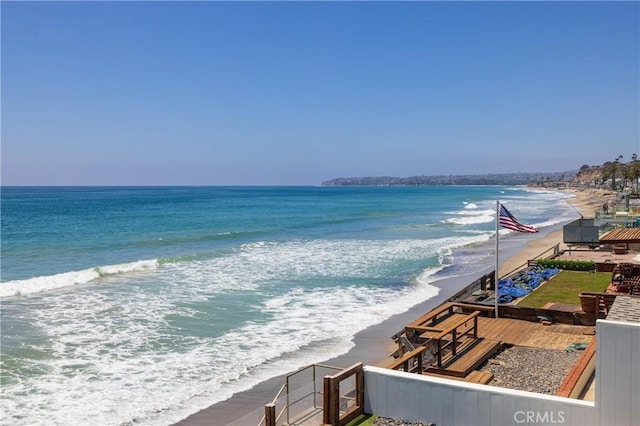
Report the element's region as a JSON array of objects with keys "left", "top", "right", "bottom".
[
  {"left": 389, "top": 305, "right": 502, "bottom": 384},
  {"left": 425, "top": 338, "right": 501, "bottom": 377}
]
